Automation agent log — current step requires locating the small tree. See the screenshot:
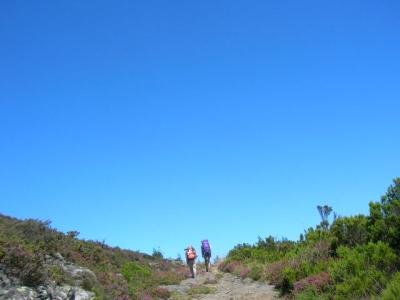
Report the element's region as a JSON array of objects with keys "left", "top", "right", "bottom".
[
  {"left": 67, "top": 231, "right": 80, "bottom": 239},
  {"left": 176, "top": 253, "right": 182, "bottom": 262},
  {"left": 152, "top": 248, "right": 163, "bottom": 259},
  {"left": 317, "top": 205, "right": 333, "bottom": 230}
]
